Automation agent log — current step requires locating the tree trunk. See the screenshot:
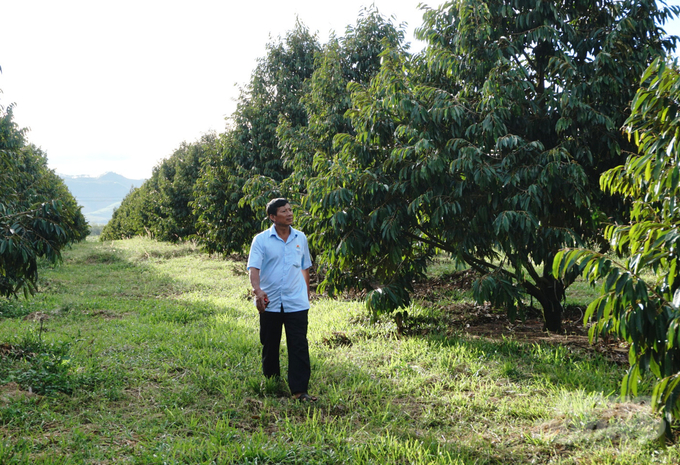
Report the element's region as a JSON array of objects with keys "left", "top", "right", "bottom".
[{"left": 528, "top": 276, "right": 565, "bottom": 332}]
